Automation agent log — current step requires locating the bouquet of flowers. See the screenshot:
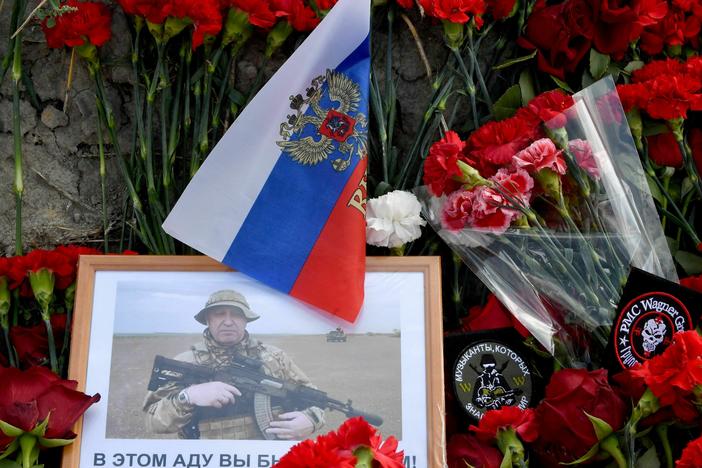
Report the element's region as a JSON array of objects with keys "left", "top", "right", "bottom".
[{"left": 417, "top": 77, "right": 676, "bottom": 365}]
